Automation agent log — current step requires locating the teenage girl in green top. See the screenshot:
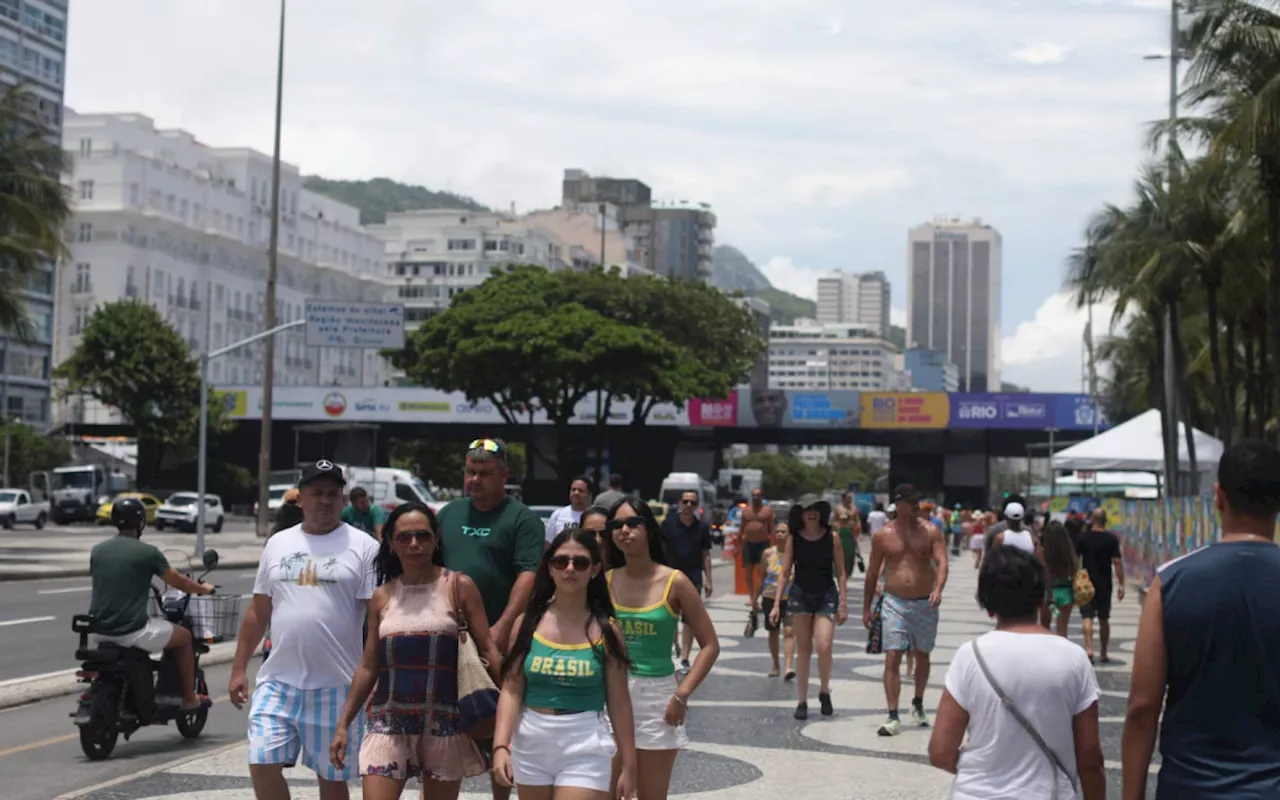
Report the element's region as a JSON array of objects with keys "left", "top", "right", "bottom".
[
  {"left": 605, "top": 498, "right": 720, "bottom": 800},
  {"left": 492, "top": 528, "right": 638, "bottom": 800}
]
